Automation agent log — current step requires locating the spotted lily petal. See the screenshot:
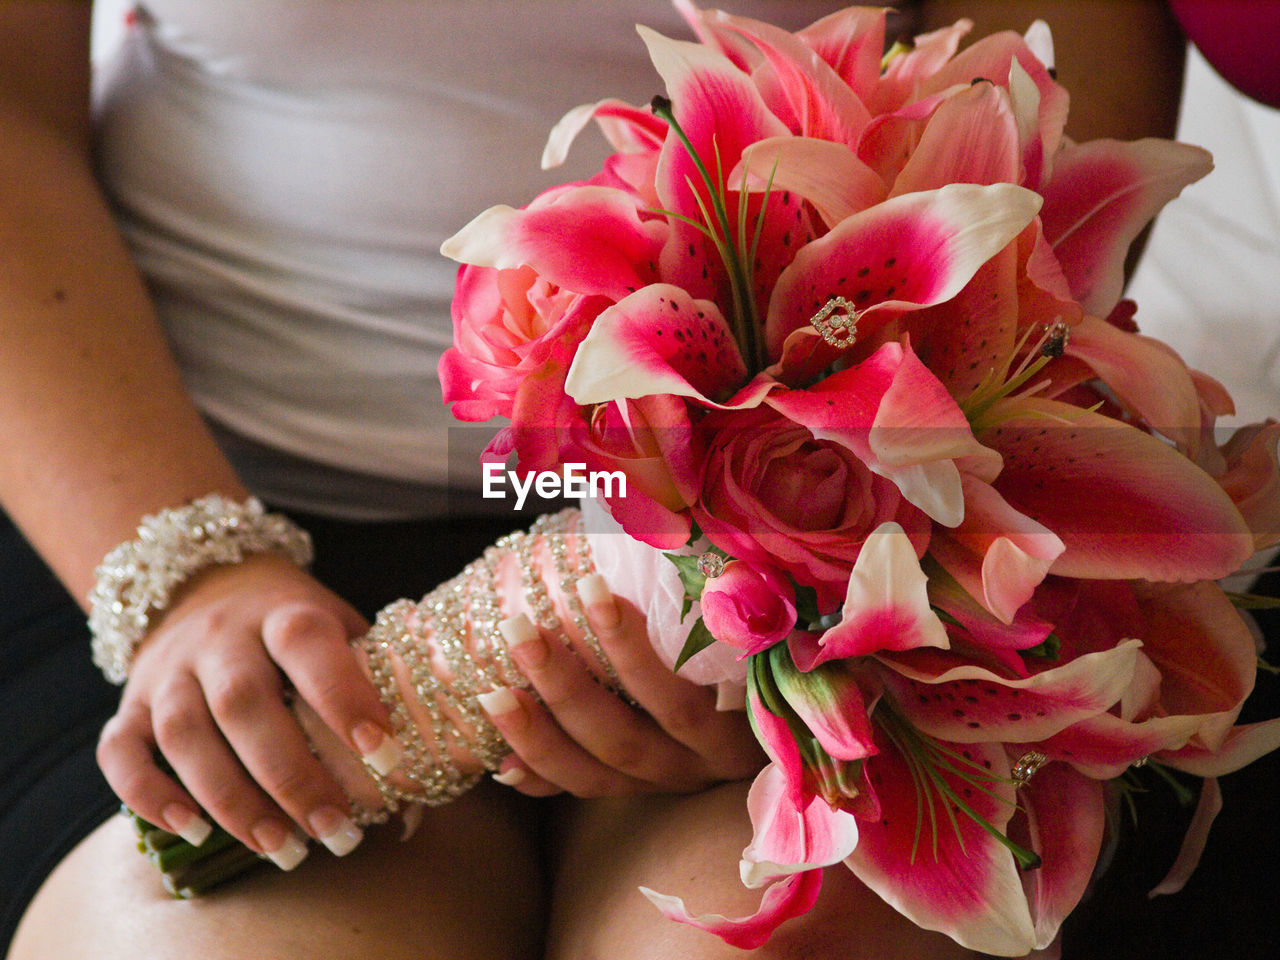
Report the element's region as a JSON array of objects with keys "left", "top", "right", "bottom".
[
  {"left": 767, "top": 183, "right": 1042, "bottom": 357},
  {"left": 1039, "top": 138, "right": 1213, "bottom": 317},
  {"left": 440, "top": 185, "right": 665, "bottom": 301},
  {"left": 880, "top": 639, "right": 1142, "bottom": 744},
  {"left": 981, "top": 398, "right": 1254, "bottom": 581},
  {"left": 846, "top": 735, "right": 1037, "bottom": 956},
  {"left": 565, "top": 283, "right": 775, "bottom": 408}
]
